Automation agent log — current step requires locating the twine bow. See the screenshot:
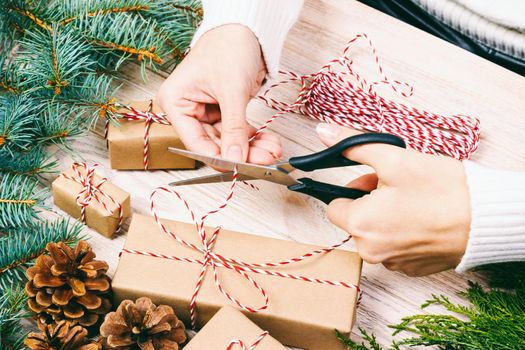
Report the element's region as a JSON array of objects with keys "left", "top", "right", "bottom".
[
  {"left": 256, "top": 33, "right": 481, "bottom": 160},
  {"left": 121, "top": 174, "right": 360, "bottom": 330},
  {"left": 226, "top": 331, "right": 269, "bottom": 350},
  {"left": 117, "top": 100, "right": 171, "bottom": 170},
  {"left": 59, "top": 163, "right": 123, "bottom": 233}
]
